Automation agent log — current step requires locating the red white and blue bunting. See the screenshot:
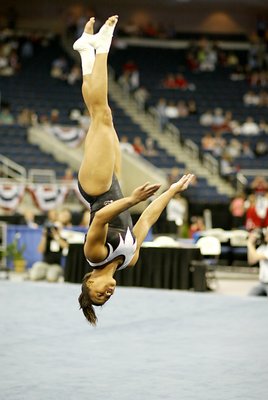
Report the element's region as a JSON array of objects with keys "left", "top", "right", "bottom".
[
  {"left": 28, "top": 184, "right": 69, "bottom": 211},
  {"left": 0, "top": 183, "right": 25, "bottom": 211},
  {"left": 49, "top": 125, "right": 85, "bottom": 147}
]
